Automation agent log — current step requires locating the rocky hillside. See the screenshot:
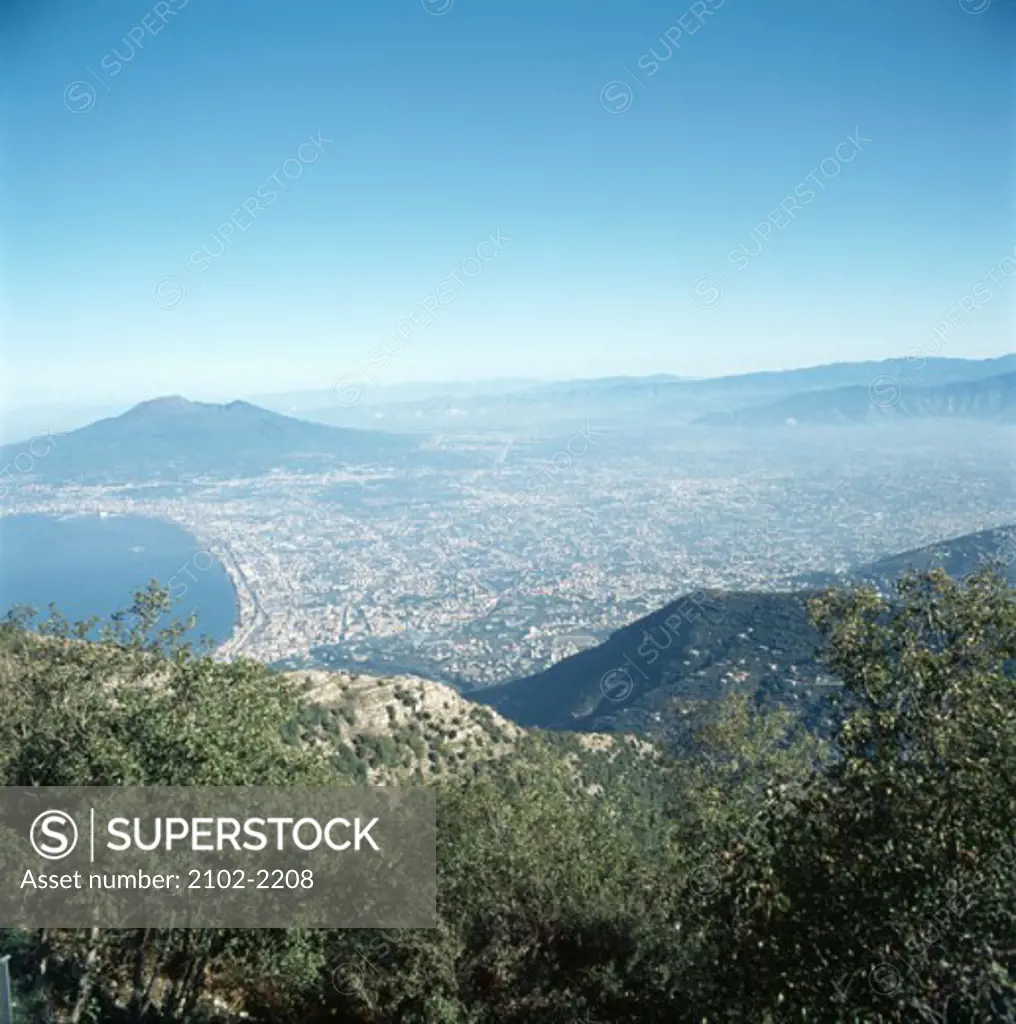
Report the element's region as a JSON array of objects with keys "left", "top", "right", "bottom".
[
  {"left": 281, "top": 668, "right": 524, "bottom": 782},
  {"left": 0, "top": 619, "right": 653, "bottom": 789},
  {"left": 281, "top": 667, "right": 657, "bottom": 786}
]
